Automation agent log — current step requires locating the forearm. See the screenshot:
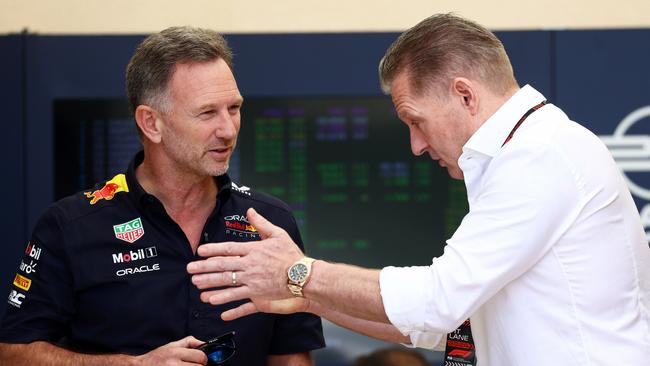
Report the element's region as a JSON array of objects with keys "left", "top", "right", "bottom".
[
  {"left": 0, "top": 341, "right": 136, "bottom": 366},
  {"left": 309, "top": 301, "right": 410, "bottom": 344},
  {"left": 304, "top": 260, "right": 389, "bottom": 323}
]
